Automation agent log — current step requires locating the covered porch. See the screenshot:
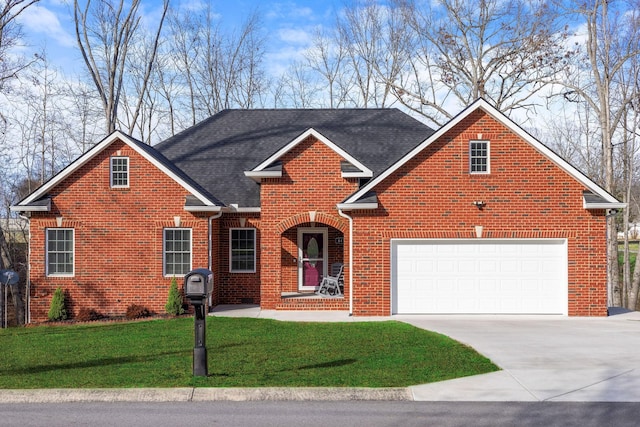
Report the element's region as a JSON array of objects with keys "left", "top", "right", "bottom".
[{"left": 274, "top": 213, "right": 349, "bottom": 311}]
